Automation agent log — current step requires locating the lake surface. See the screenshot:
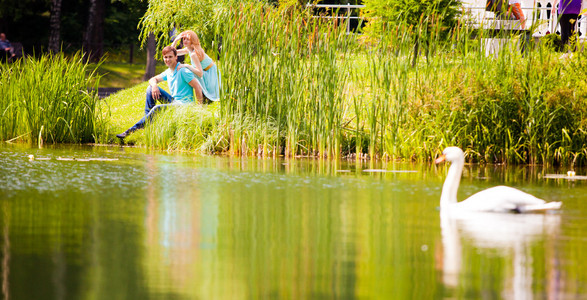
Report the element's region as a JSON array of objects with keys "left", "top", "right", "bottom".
[{"left": 1, "top": 144, "right": 587, "bottom": 299}]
